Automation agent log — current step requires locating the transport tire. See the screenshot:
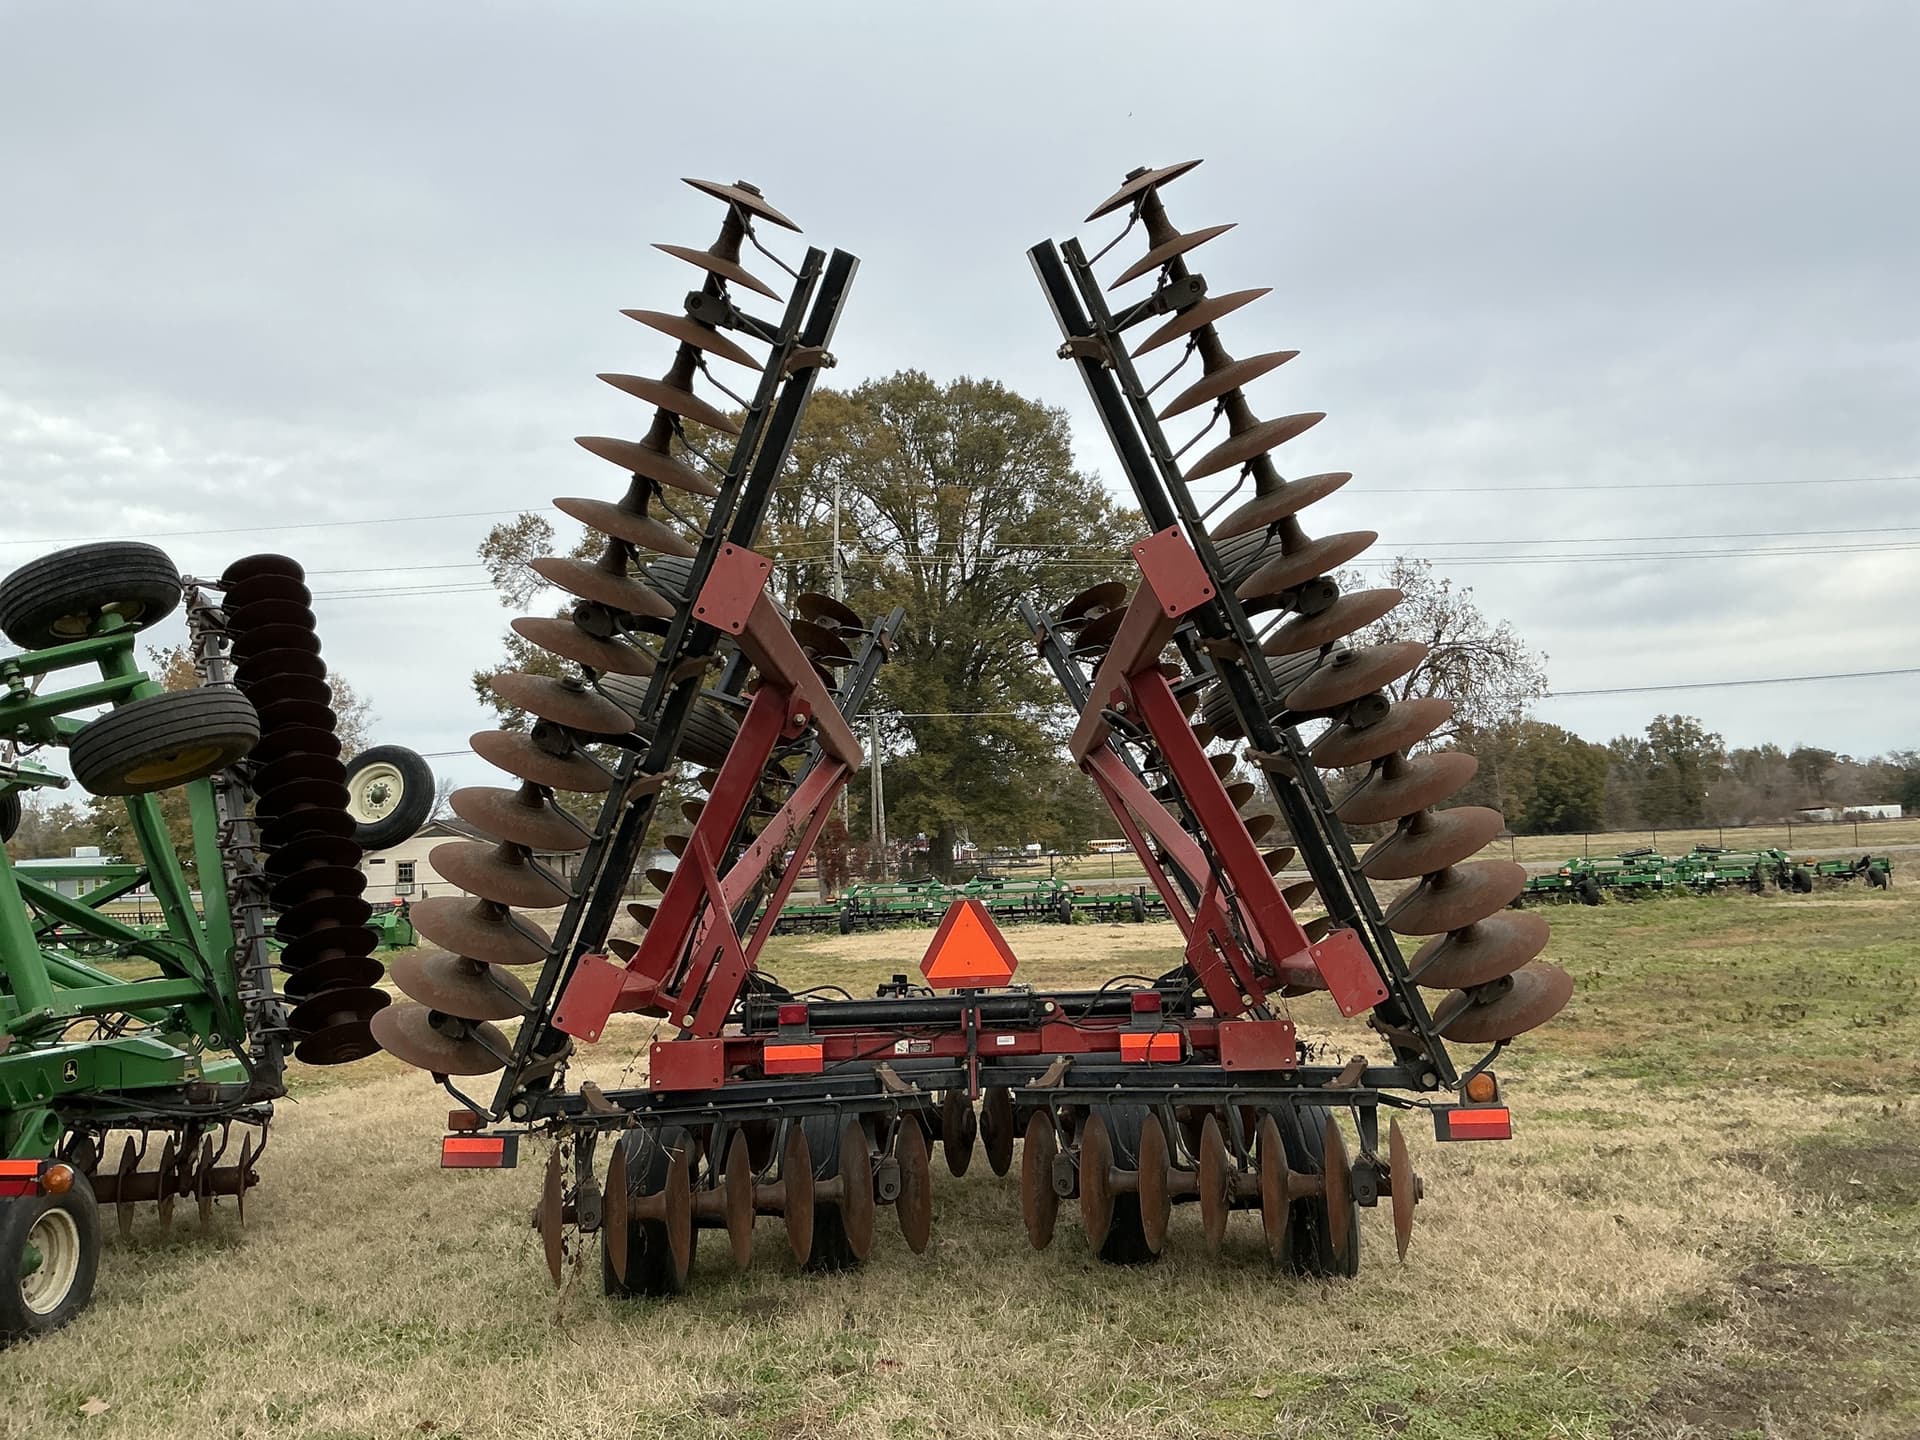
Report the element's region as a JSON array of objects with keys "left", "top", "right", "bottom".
[
  {"left": 342, "top": 745, "right": 436, "bottom": 850},
  {"left": 0, "top": 542, "right": 182, "bottom": 650},
  {"left": 1576, "top": 876, "right": 1603, "bottom": 906},
  {"left": 1130, "top": 891, "right": 1148, "bottom": 923},
  {"left": 0, "top": 791, "right": 19, "bottom": 844},
  {"left": 0, "top": 1169, "right": 101, "bottom": 1343},
  {"left": 1791, "top": 867, "right": 1814, "bottom": 894},
  {"left": 69, "top": 688, "right": 260, "bottom": 796},
  {"left": 838, "top": 907, "right": 855, "bottom": 935},
  {"left": 1085, "top": 1103, "right": 1159, "bottom": 1266},
  {"left": 602, "top": 1126, "right": 698, "bottom": 1298},
  {"left": 1055, "top": 897, "right": 1075, "bottom": 925},
  {"left": 1868, "top": 866, "right": 1890, "bottom": 889},
  {"left": 598, "top": 675, "right": 741, "bottom": 770},
  {"left": 1268, "top": 1103, "right": 1360, "bottom": 1279}
]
